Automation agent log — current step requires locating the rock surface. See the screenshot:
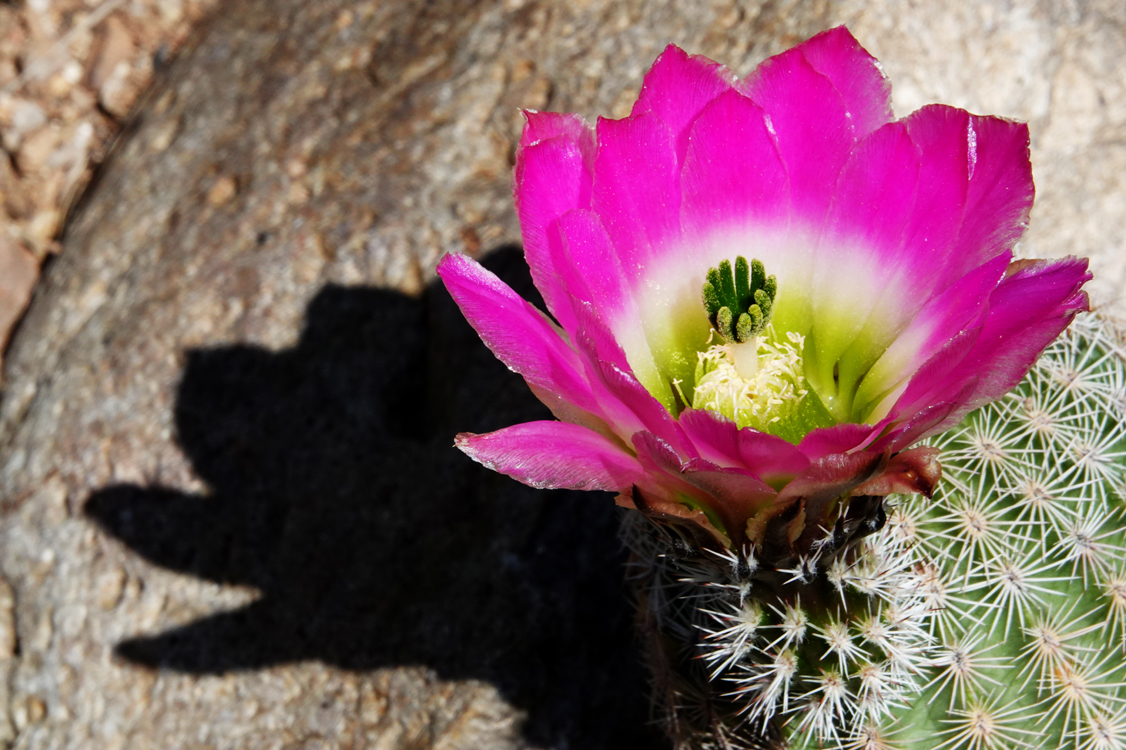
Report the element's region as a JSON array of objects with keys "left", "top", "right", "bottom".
[
  {"left": 0, "top": 0, "right": 219, "bottom": 362},
  {"left": 0, "top": 0, "right": 1123, "bottom": 748}
]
